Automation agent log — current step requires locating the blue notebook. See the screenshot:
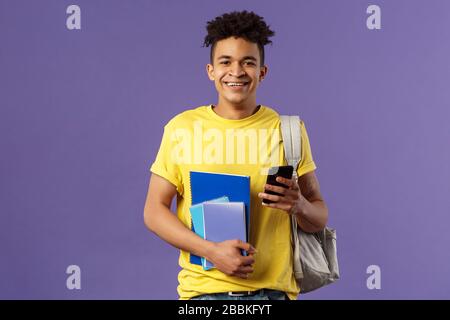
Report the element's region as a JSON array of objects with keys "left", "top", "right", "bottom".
[
  {"left": 189, "top": 196, "right": 229, "bottom": 270},
  {"left": 189, "top": 171, "right": 250, "bottom": 266},
  {"left": 202, "top": 202, "right": 247, "bottom": 269}
]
